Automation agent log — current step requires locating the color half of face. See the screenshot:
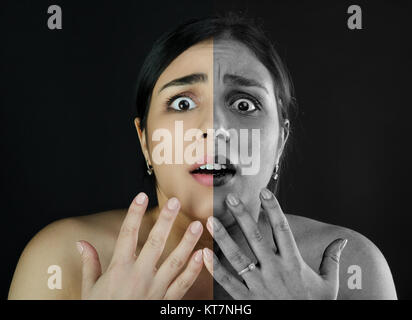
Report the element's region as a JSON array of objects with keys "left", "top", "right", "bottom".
[{"left": 144, "top": 39, "right": 214, "bottom": 222}]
